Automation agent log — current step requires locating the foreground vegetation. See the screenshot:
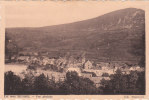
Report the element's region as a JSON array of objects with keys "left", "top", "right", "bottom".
[{"left": 5, "top": 69, "right": 145, "bottom": 95}]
